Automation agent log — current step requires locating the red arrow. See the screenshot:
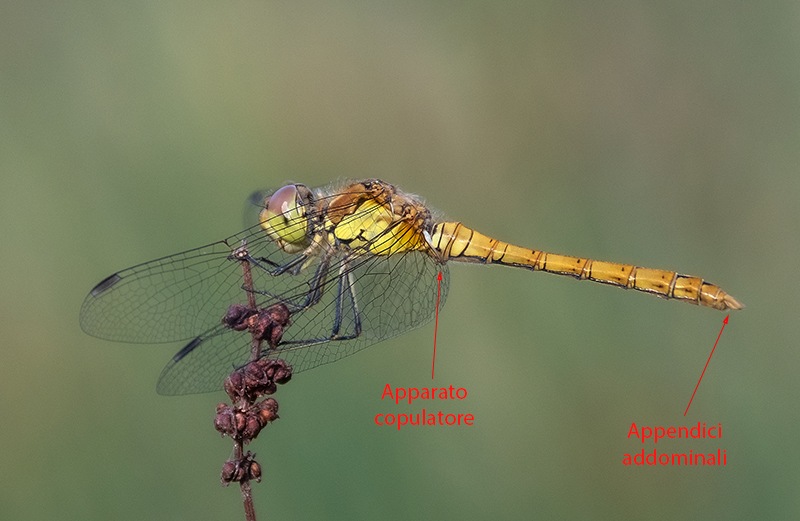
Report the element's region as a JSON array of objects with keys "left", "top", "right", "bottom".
[
  {"left": 431, "top": 271, "right": 443, "bottom": 379},
  {"left": 684, "top": 315, "right": 729, "bottom": 416}
]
